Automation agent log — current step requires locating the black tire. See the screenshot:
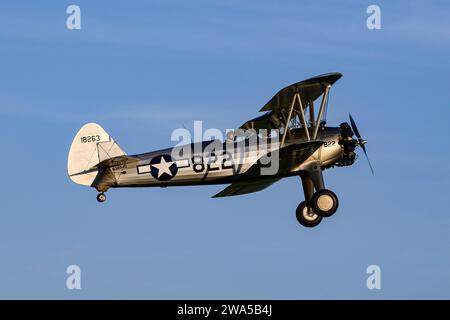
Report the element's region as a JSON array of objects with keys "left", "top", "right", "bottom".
[
  {"left": 310, "top": 189, "right": 338, "bottom": 218},
  {"left": 96, "top": 193, "right": 106, "bottom": 203},
  {"left": 296, "top": 201, "right": 322, "bottom": 228}
]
